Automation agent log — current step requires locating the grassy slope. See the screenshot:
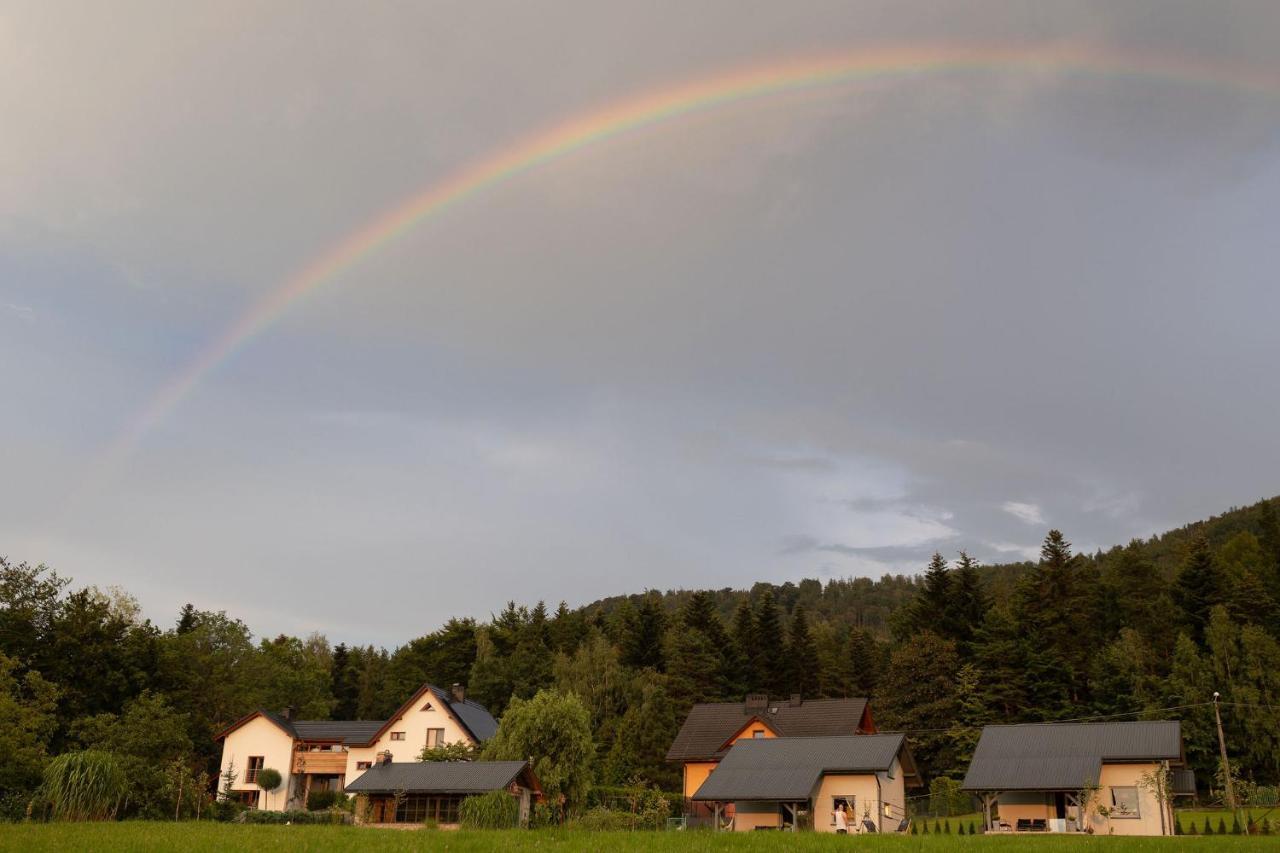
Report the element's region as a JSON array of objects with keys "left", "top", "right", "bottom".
[{"left": 1, "top": 824, "right": 1278, "bottom": 852}]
